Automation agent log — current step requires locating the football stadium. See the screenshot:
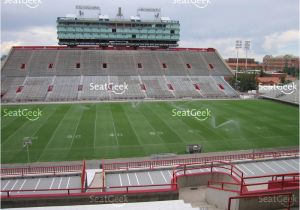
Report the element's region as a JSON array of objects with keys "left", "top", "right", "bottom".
[{"left": 1, "top": 3, "right": 299, "bottom": 210}]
